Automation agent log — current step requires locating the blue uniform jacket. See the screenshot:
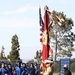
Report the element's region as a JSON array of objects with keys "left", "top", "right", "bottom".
[
  {"left": 15, "top": 66, "right": 21, "bottom": 75},
  {"left": 0, "top": 68, "right": 8, "bottom": 75}
]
